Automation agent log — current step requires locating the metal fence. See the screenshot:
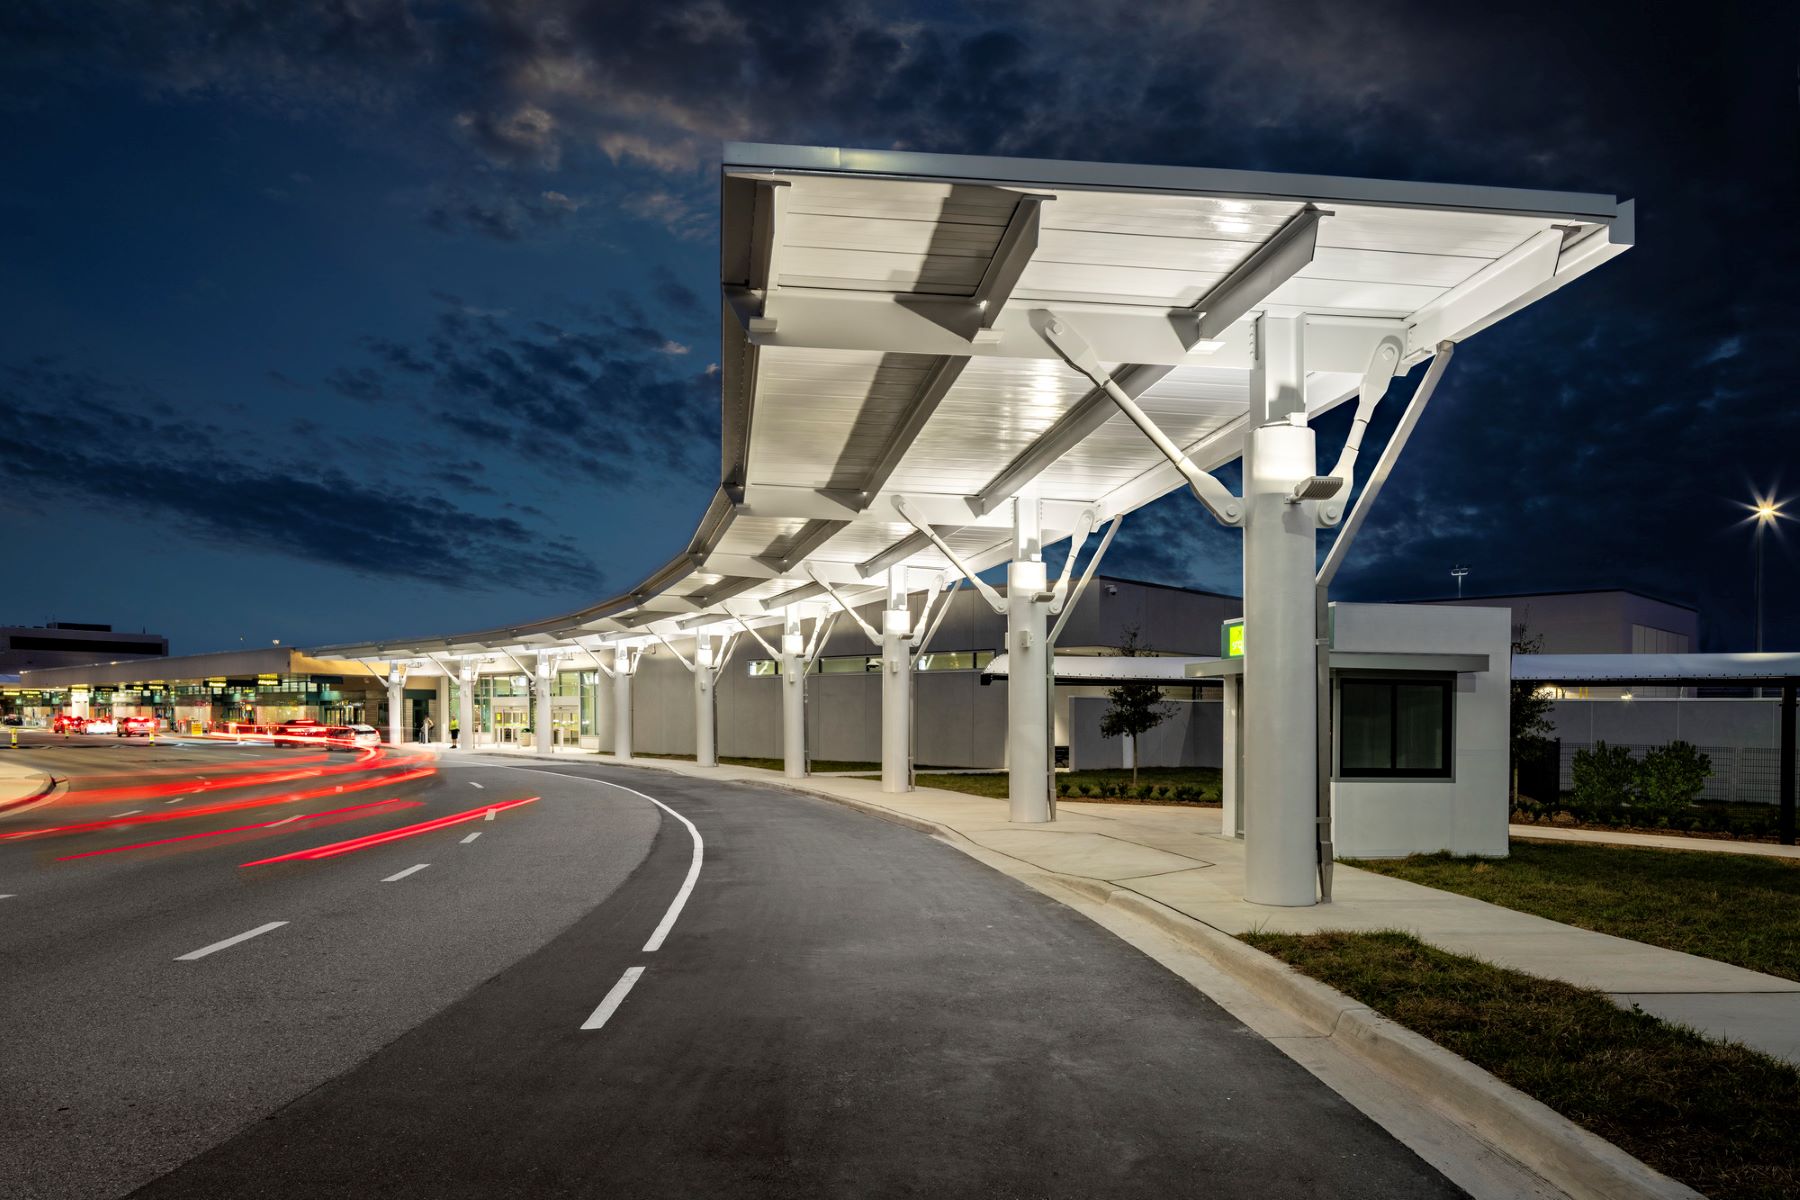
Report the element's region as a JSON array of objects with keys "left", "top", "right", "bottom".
[{"left": 1558, "top": 742, "right": 1798, "bottom": 805}]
